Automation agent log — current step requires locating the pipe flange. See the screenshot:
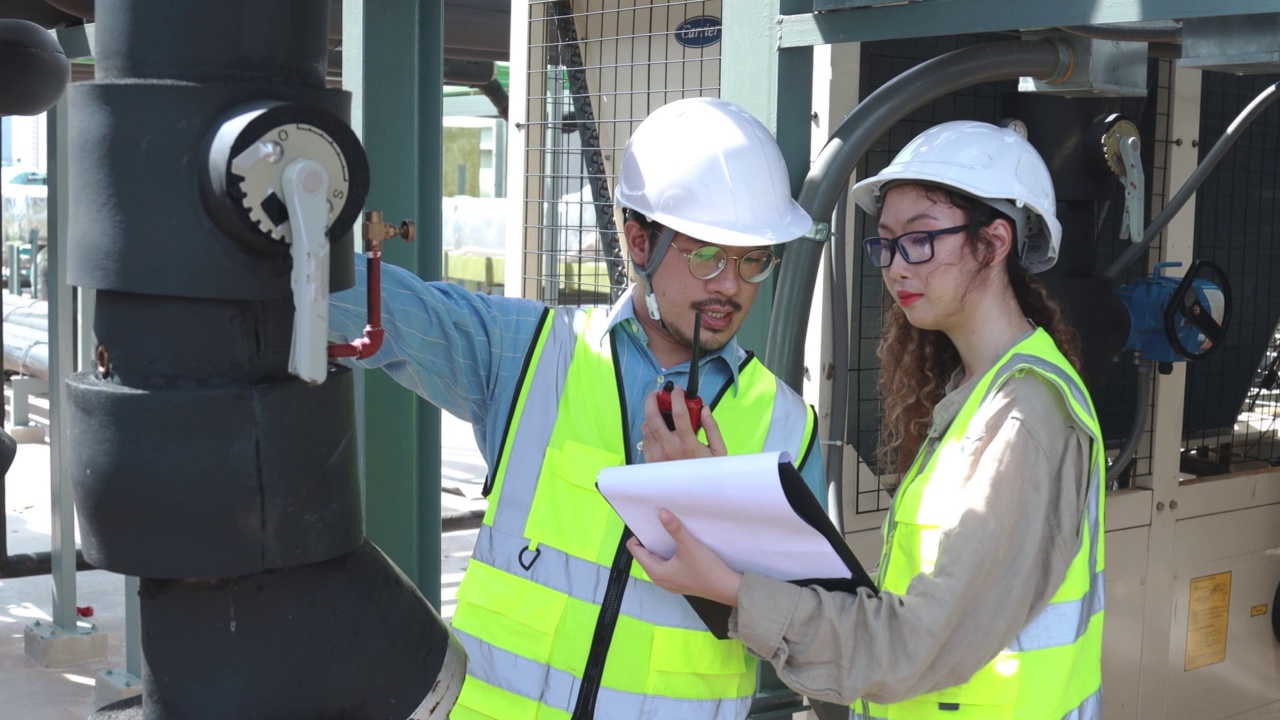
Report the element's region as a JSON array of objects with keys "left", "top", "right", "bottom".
[{"left": 1046, "top": 37, "right": 1076, "bottom": 85}]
